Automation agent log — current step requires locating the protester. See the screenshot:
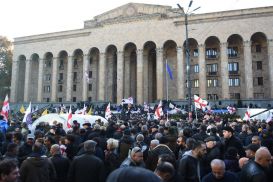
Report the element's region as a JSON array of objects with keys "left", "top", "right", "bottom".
[
  {"left": 0, "top": 159, "right": 20, "bottom": 182},
  {"left": 120, "top": 146, "right": 145, "bottom": 168}
]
